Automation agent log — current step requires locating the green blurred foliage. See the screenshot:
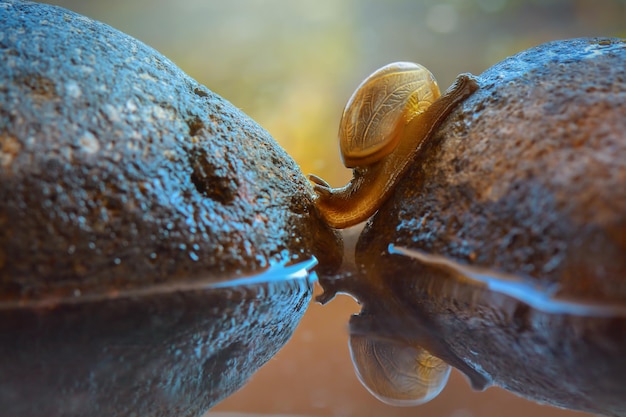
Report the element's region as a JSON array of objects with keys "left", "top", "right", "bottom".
[{"left": 41, "top": 0, "right": 626, "bottom": 184}]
